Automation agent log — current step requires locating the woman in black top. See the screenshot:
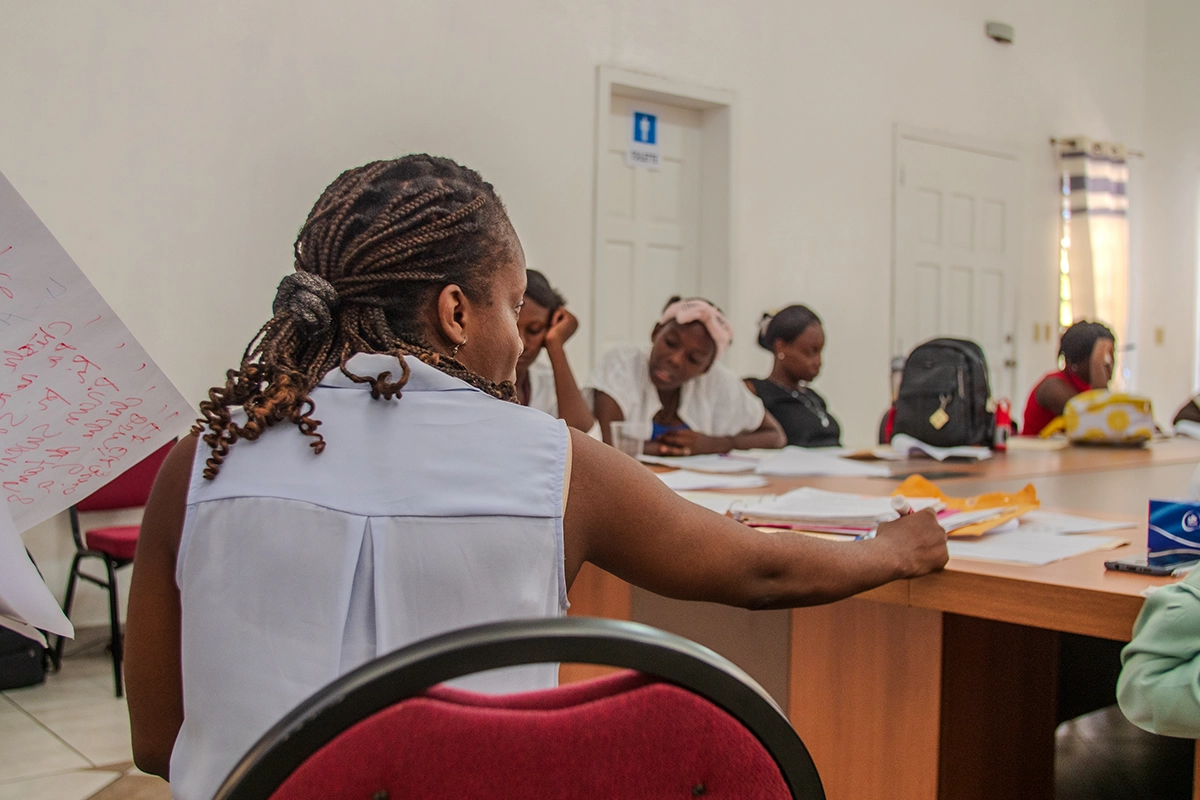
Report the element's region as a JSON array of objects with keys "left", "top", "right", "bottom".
[{"left": 745, "top": 305, "right": 841, "bottom": 447}]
